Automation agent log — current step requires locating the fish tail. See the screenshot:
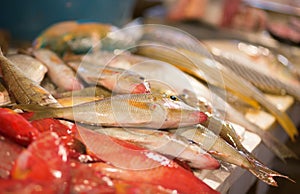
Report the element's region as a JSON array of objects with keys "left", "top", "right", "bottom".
[
  {"left": 246, "top": 155, "right": 295, "bottom": 186},
  {"left": 14, "top": 104, "right": 58, "bottom": 120}
]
